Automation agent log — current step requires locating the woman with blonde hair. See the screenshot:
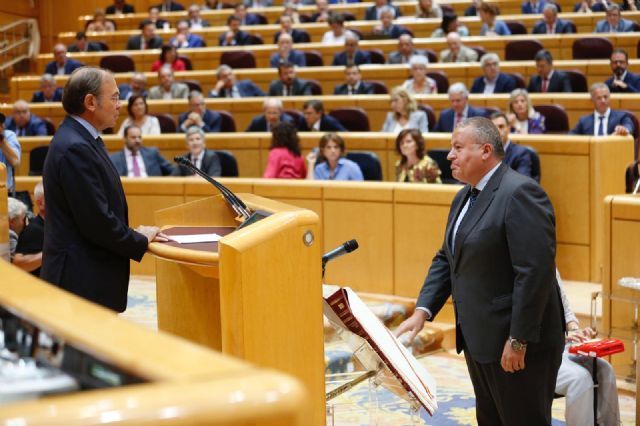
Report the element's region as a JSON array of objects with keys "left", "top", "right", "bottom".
[
  {"left": 382, "top": 87, "right": 429, "bottom": 133},
  {"left": 507, "top": 88, "right": 545, "bottom": 134},
  {"left": 416, "top": 0, "right": 443, "bottom": 18},
  {"left": 86, "top": 8, "right": 116, "bottom": 32},
  {"left": 395, "top": 129, "right": 441, "bottom": 183}
]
